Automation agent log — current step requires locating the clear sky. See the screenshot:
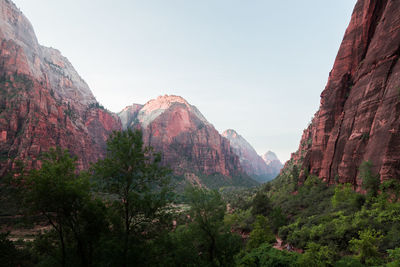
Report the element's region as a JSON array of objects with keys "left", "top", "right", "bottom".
[{"left": 12, "top": 0, "right": 356, "bottom": 162}]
